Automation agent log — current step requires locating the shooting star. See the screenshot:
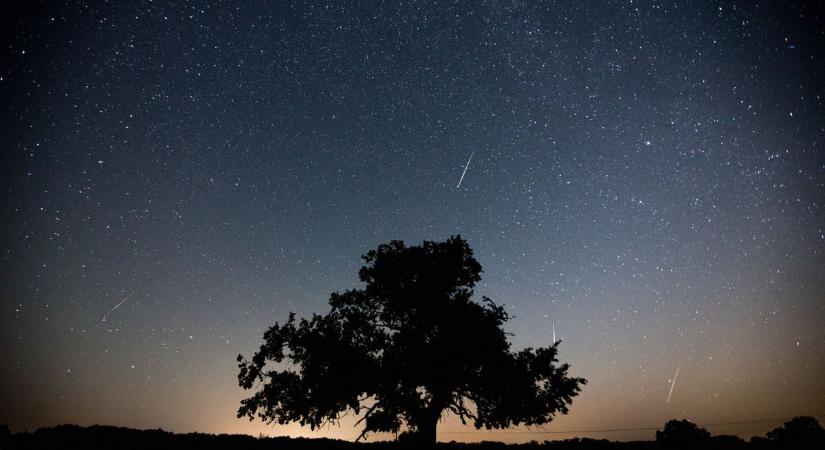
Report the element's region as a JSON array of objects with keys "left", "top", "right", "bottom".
[
  {"left": 552, "top": 320, "right": 557, "bottom": 343},
  {"left": 102, "top": 289, "right": 139, "bottom": 322},
  {"left": 456, "top": 150, "right": 475, "bottom": 188},
  {"left": 666, "top": 364, "right": 680, "bottom": 403}
]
